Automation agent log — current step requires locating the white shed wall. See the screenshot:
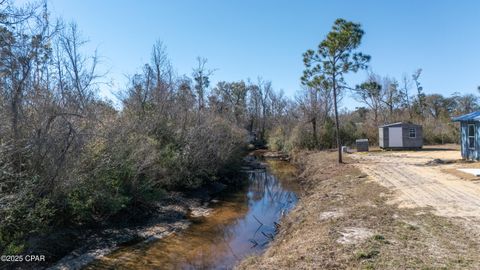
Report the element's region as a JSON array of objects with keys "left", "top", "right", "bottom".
[{"left": 389, "top": 127, "right": 403, "bottom": 147}]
